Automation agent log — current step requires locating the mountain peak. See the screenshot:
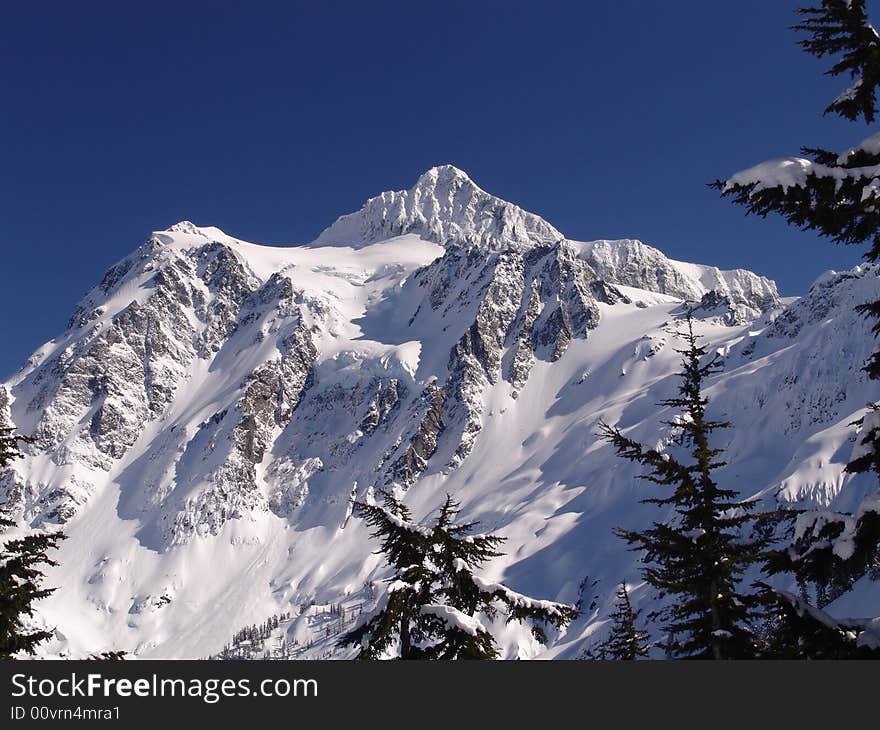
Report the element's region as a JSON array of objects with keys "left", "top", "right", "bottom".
[
  {"left": 165, "top": 220, "right": 205, "bottom": 235},
  {"left": 312, "top": 166, "right": 563, "bottom": 250},
  {"left": 161, "top": 221, "right": 235, "bottom": 245},
  {"left": 578, "top": 238, "right": 780, "bottom": 322},
  {"left": 413, "top": 163, "right": 474, "bottom": 187}
]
